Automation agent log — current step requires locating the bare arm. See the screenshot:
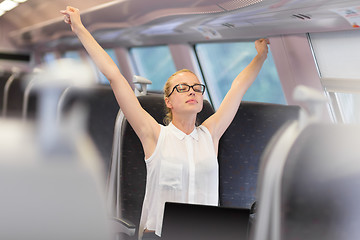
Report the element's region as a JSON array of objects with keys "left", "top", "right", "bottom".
[
  {"left": 61, "top": 6, "right": 160, "bottom": 158},
  {"left": 202, "top": 39, "right": 269, "bottom": 143}
]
